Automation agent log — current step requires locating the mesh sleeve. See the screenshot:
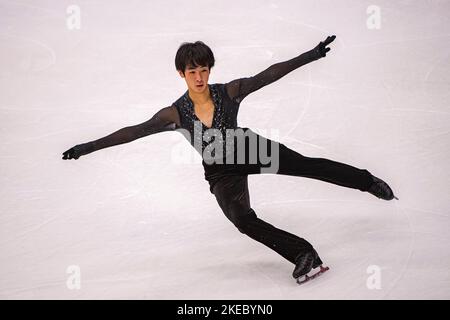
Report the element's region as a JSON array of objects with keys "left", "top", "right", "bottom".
[
  {"left": 225, "top": 48, "right": 321, "bottom": 104},
  {"left": 80, "top": 105, "right": 180, "bottom": 155}
]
